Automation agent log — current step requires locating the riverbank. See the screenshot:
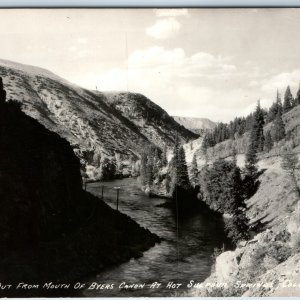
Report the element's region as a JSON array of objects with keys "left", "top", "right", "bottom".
[
  {"left": 84, "top": 177, "right": 229, "bottom": 297},
  {"left": 0, "top": 190, "right": 160, "bottom": 297}
]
